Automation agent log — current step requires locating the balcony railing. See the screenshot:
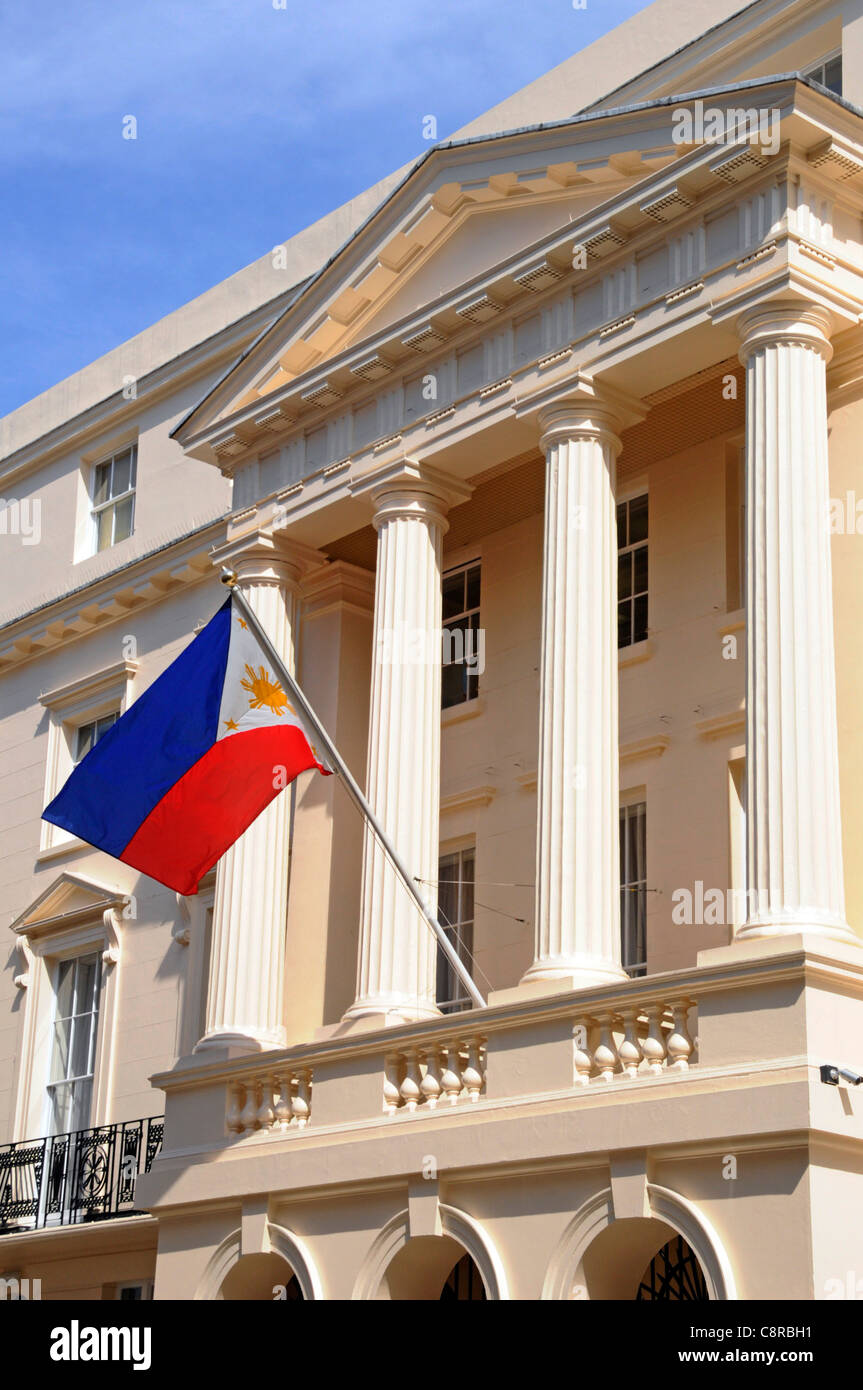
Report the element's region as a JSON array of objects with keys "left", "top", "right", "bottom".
[{"left": 0, "top": 1116, "right": 164, "bottom": 1234}]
